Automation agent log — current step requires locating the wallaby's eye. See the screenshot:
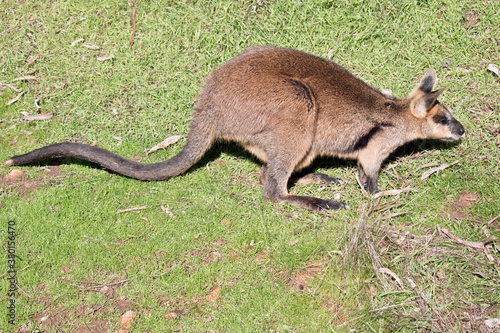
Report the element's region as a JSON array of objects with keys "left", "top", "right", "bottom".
[
  {"left": 433, "top": 114, "right": 449, "bottom": 126},
  {"left": 438, "top": 117, "right": 448, "bottom": 125}
]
